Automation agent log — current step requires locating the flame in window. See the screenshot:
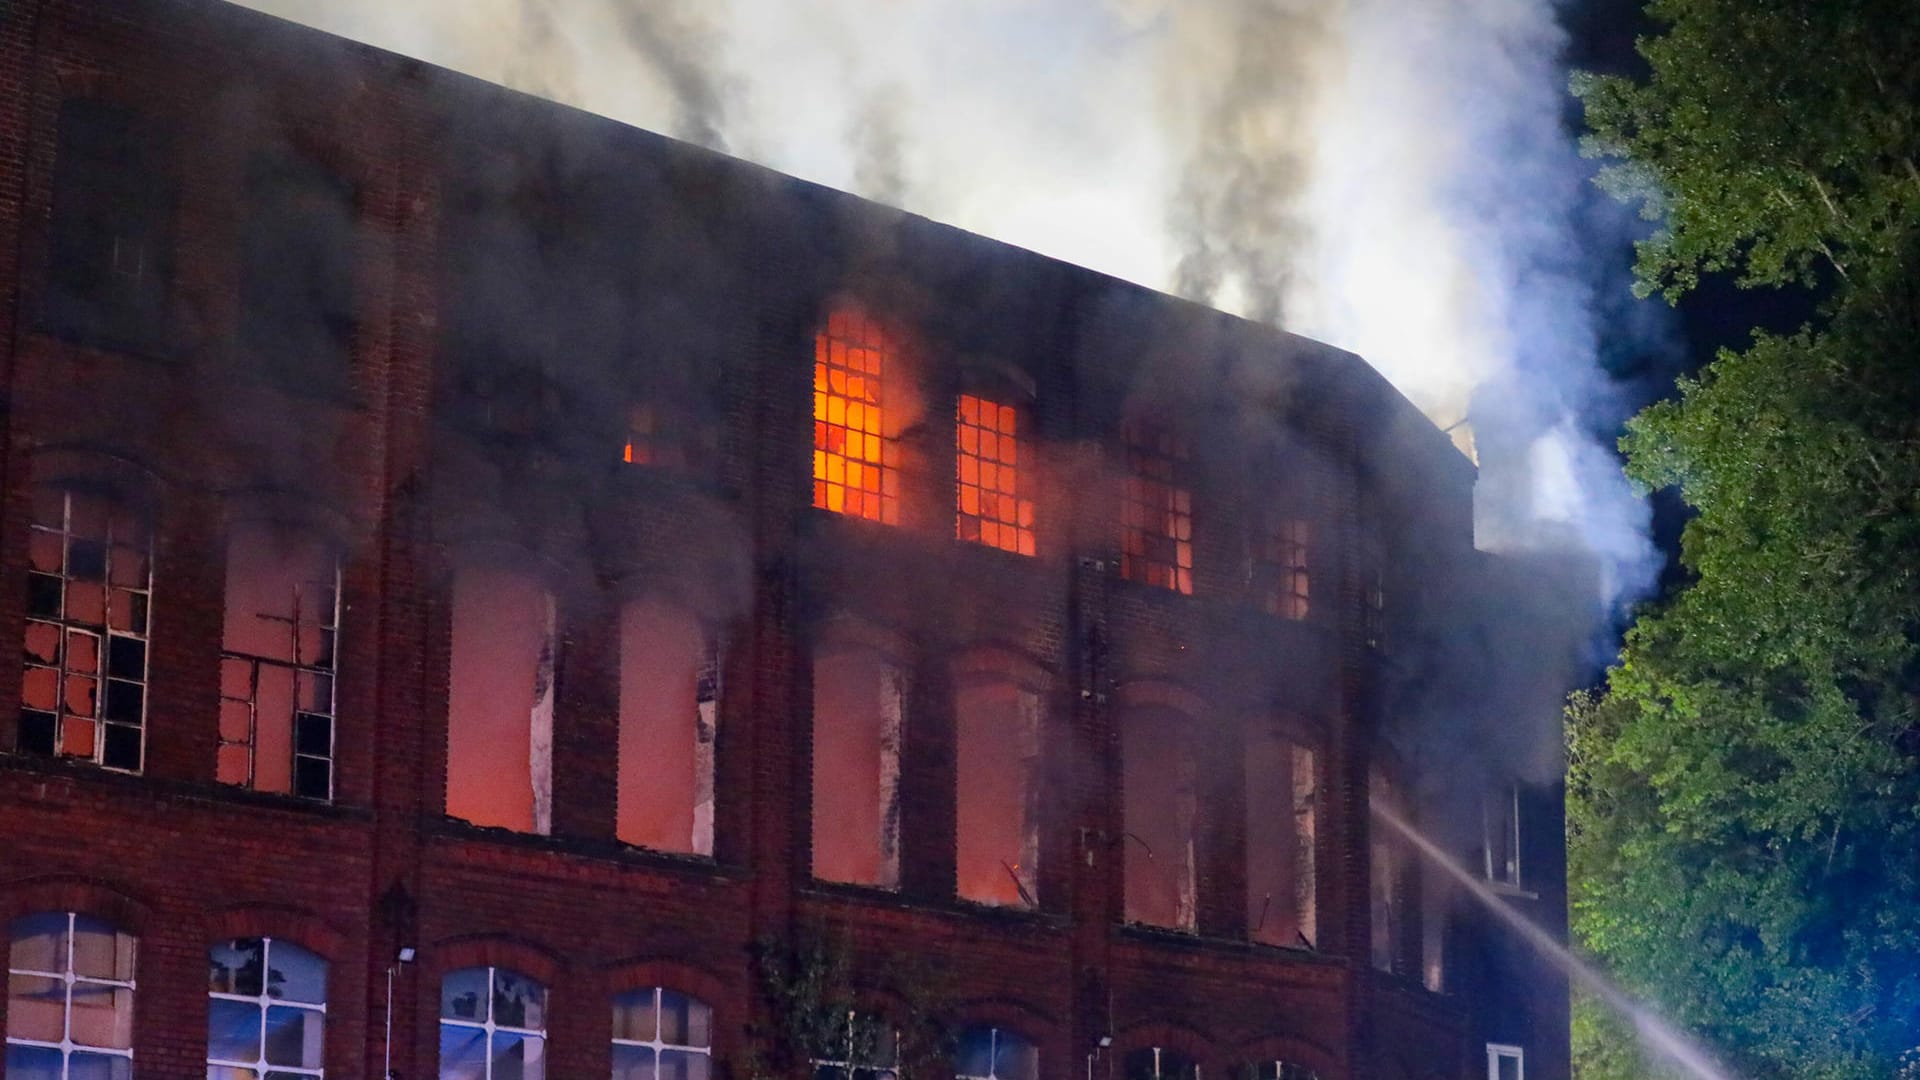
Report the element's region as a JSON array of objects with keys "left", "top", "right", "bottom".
[
  {"left": 813, "top": 308, "right": 900, "bottom": 524},
  {"left": 1120, "top": 420, "right": 1193, "bottom": 594},
  {"left": 623, "top": 402, "right": 659, "bottom": 466},
  {"left": 956, "top": 395, "right": 1035, "bottom": 556}
]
